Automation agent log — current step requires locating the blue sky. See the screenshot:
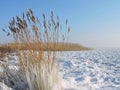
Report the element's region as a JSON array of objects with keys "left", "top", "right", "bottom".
[{"left": 0, "top": 0, "right": 120, "bottom": 48}]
